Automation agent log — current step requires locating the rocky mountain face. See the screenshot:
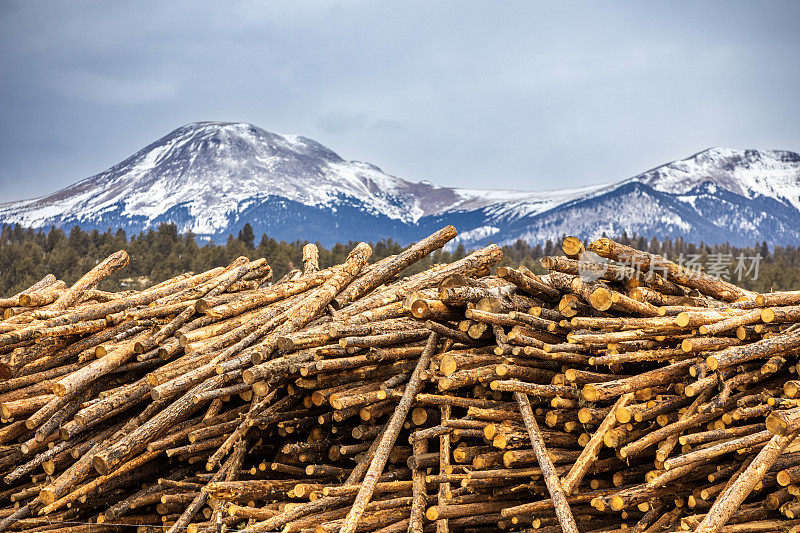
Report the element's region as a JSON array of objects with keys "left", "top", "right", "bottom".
[{"left": 1, "top": 122, "right": 798, "bottom": 248}]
